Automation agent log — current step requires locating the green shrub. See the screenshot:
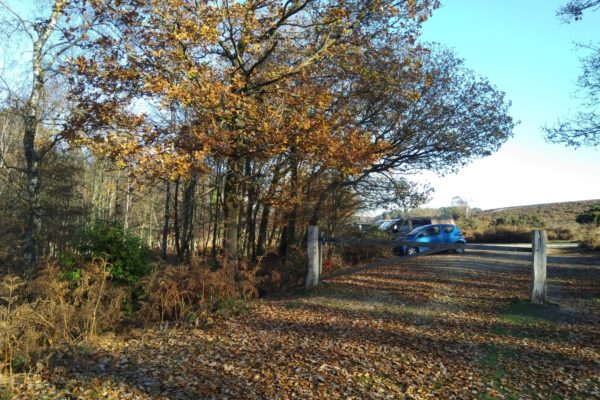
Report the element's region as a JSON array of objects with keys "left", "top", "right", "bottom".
[
  {"left": 456, "top": 217, "right": 485, "bottom": 232},
  {"left": 494, "top": 214, "right": 546, "bottom": 228},
  {"left": 75, "top": 221, "right": 150, "bottom": 285},
  {"left": 576, "top": 205, "right": 600, "bottom": 226},
  {"left": 215, "top": 297, "right": 250, "bottom": 318}
]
